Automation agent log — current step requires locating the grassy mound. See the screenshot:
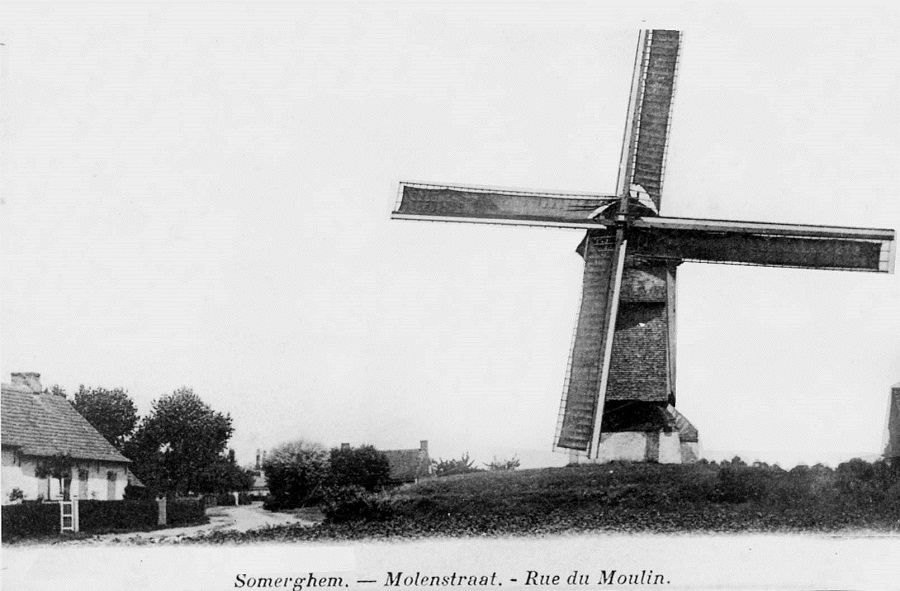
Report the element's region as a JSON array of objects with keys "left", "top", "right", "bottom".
[{"left": 190, "top": 460, "right": 900, "bottom": 543}]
